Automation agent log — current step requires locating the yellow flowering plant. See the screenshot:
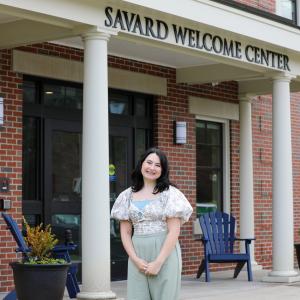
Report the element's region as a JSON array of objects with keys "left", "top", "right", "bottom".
[{"left": 23, "top": 218, "right": 65, "bottom": 264}]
